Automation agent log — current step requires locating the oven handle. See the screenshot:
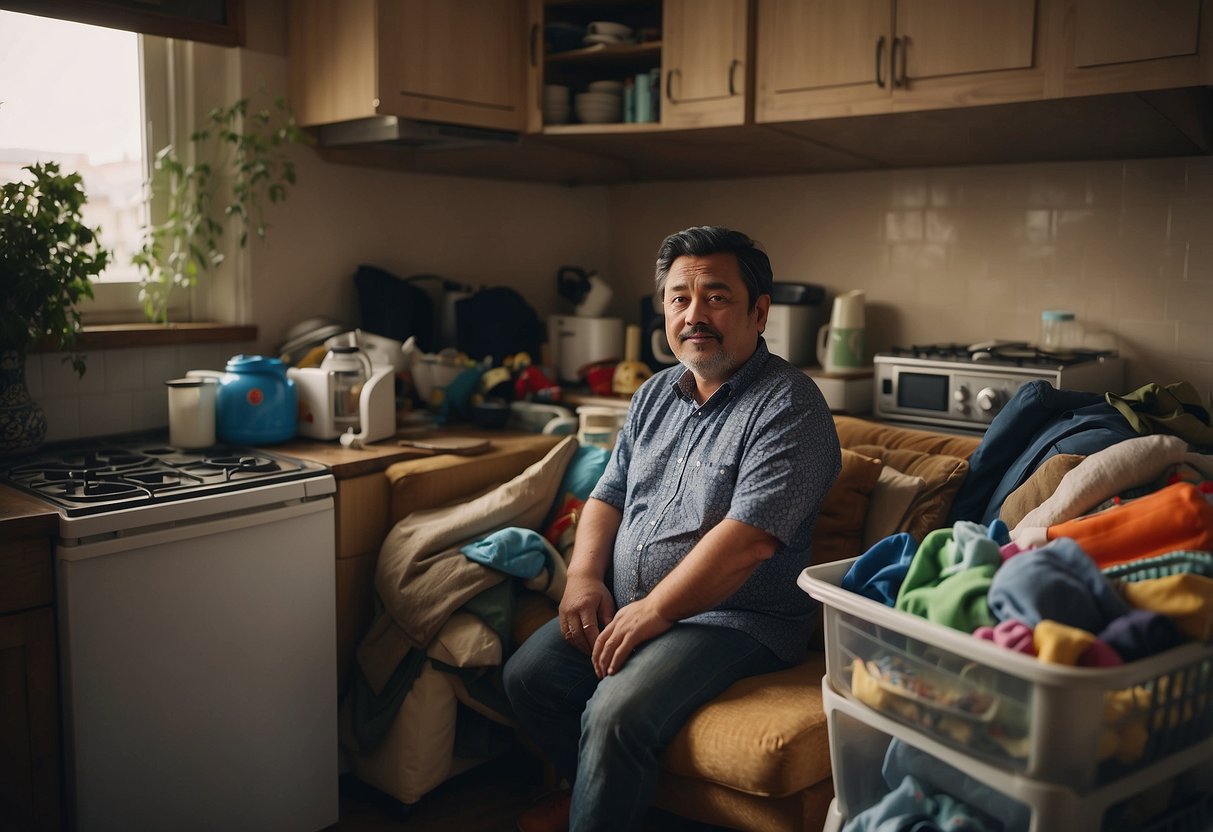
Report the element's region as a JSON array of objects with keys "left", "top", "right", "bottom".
[{"left": 55, "top": 497, "right": 333, "bottom": 561}]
